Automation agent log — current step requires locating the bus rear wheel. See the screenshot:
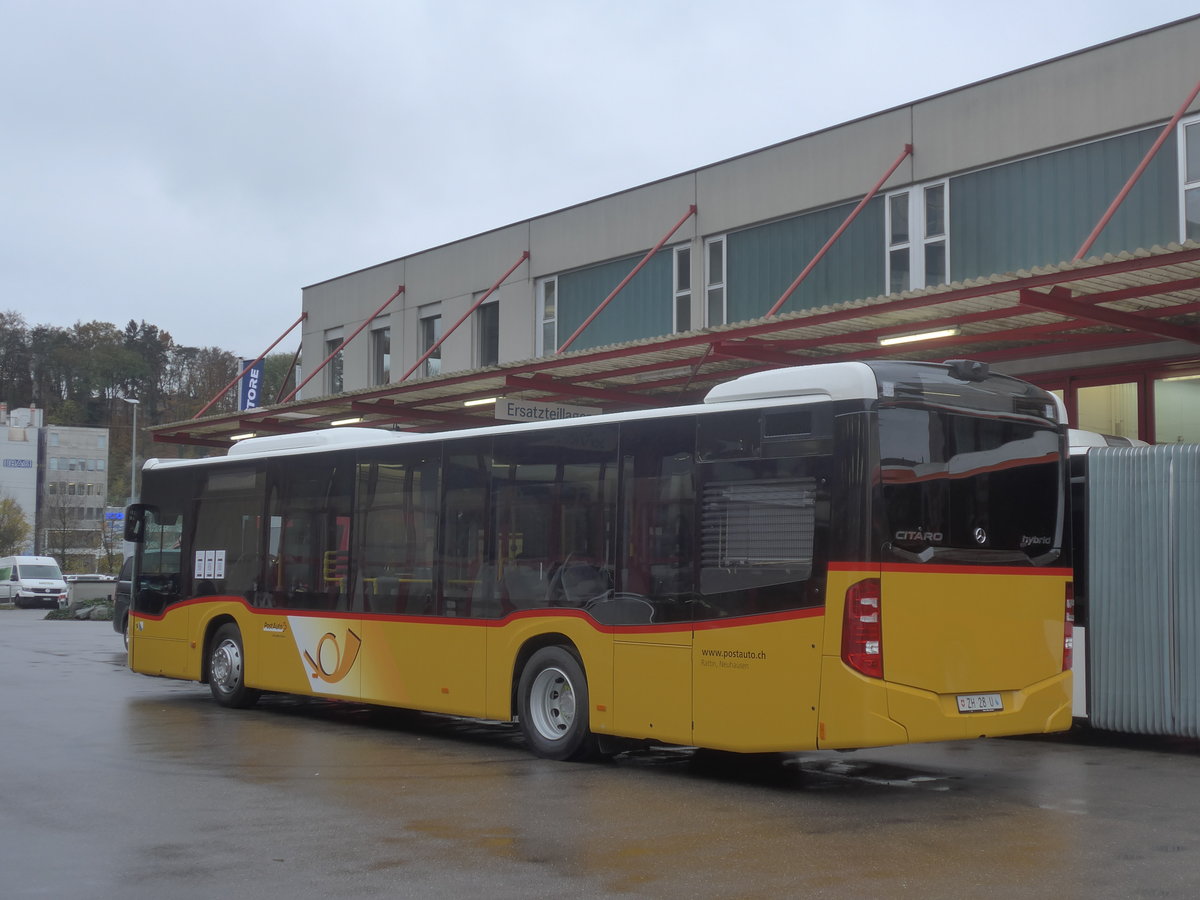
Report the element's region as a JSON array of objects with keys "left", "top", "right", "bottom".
[
  {"left": 208, "top": 624, "right": 261, "bottom": 709},
  {"left": 517, "top": 646, "right": 597, "bottom": 761}
]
